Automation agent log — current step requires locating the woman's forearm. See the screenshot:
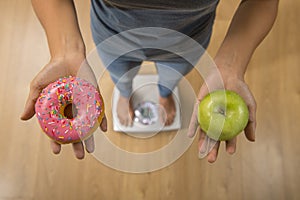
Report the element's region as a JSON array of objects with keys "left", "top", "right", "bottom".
[
  {"left": 32, "top": 0, "right": 85, "bottom": 58},
  {"left": 215, "top": 0, "right": 279, "bottom": 79}
]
